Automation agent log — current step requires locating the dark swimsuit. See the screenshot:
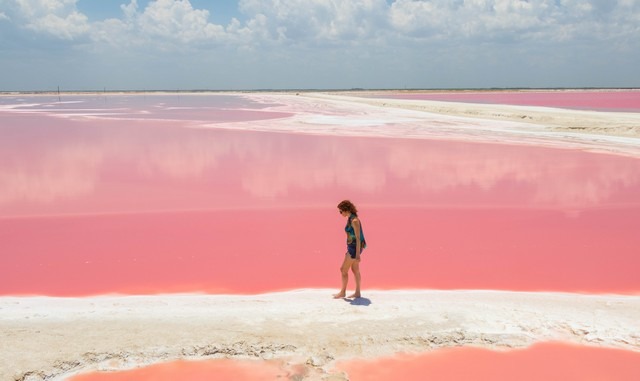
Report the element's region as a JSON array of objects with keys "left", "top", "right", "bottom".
[{"left": 345, "top": 214, "right": 366, "bottom": 259}]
